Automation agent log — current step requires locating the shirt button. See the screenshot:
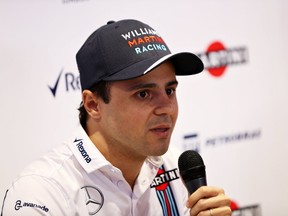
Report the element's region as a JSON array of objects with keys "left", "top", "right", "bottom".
[
  {"left": 142, "top": 178, "right": 148, "bottom": 185},
  {"left": 117, "top": 180, "right": 124, "bottom": 187}
]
